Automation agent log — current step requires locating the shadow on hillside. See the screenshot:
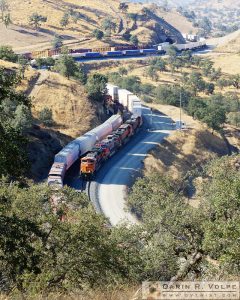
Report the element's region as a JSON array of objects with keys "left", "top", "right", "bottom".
[
  {"left": 12, "top": 28, "right": 45, "bottom": 37},
  {"left": 27, "top": 123, "right": 71, "bottom": 182}
]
